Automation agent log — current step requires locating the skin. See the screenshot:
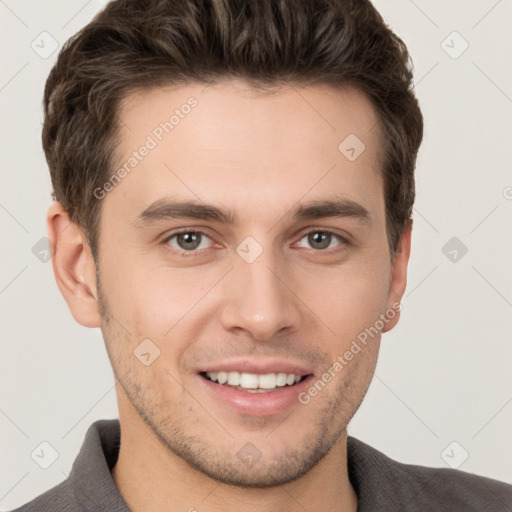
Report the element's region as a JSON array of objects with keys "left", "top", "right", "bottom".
[{"left": 48, "top": 80, "right": 411, "bottom": 512}]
